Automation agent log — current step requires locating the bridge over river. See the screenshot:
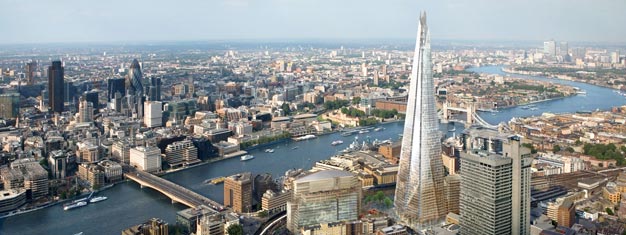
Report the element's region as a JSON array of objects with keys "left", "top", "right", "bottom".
[{"left": 124, "top": 168, "right": 224, "bottom": 210}]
